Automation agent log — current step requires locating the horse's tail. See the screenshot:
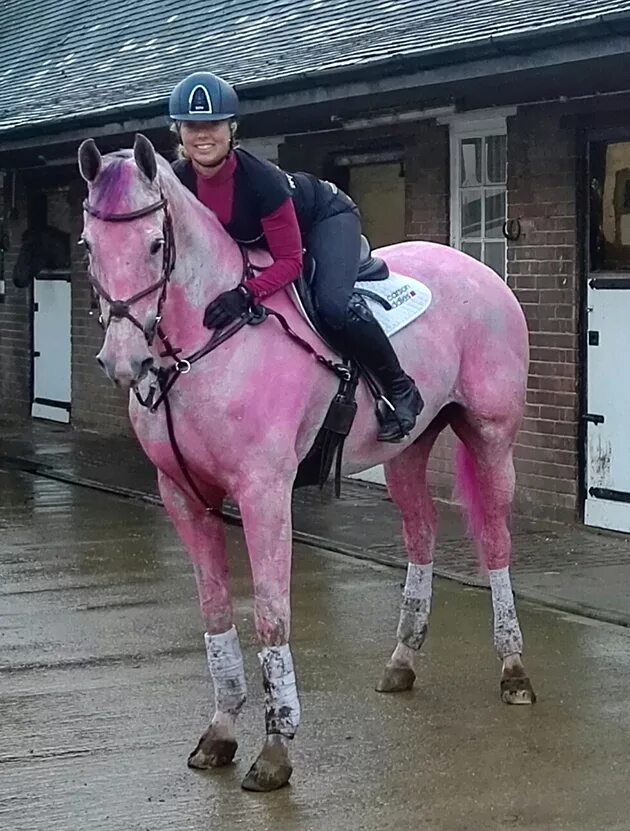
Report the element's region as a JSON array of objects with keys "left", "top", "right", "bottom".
[{"left": 454, "top": 441, "right": 485, "bottom": 557}]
